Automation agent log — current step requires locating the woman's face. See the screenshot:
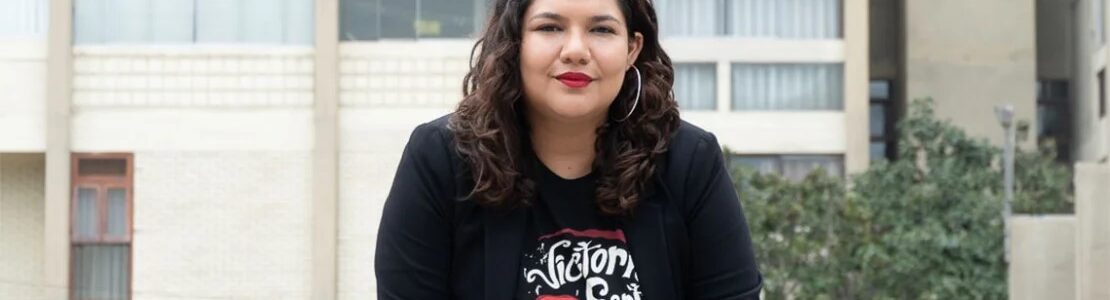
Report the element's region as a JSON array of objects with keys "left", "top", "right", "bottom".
[{"left": 520, "top": 0, "right": 644, "bottom": 125}]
